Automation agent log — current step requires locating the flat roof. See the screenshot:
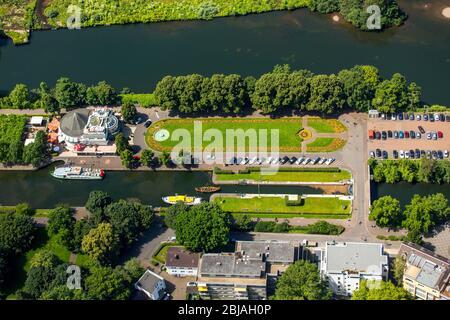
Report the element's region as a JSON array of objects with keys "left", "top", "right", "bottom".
[
  {"left": 235, "top": 241, "right": 295, "bottom": 263},
  {"left": 166, "top": 247, "right": 199, "bottom": 269},
  {"left": 325, "top": 242, "right": 387, "bottom": 274},
  {"left": 199, "top": 253, "right": 265, "bottom": 278}
]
